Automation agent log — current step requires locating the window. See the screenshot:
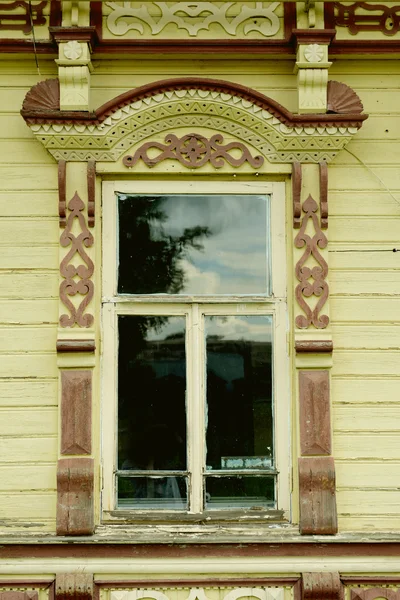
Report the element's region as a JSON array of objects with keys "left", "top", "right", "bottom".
[{"left": 102, "top": 180, "right": 290, "bottom": 520}]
